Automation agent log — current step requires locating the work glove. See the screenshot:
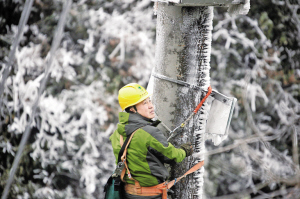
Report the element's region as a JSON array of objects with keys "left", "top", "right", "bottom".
[{"left": 180, "top": 142, "right": 193, "bottom": 157}]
